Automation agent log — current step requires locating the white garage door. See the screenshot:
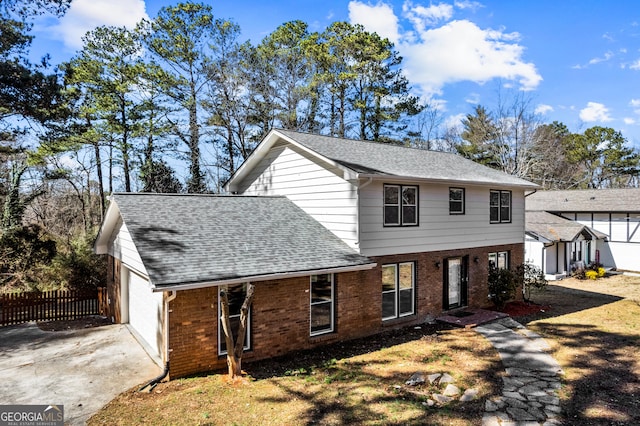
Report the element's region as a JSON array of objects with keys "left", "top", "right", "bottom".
[{"left": 127, "top": 269, "right": 163, "bottom": 362}]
